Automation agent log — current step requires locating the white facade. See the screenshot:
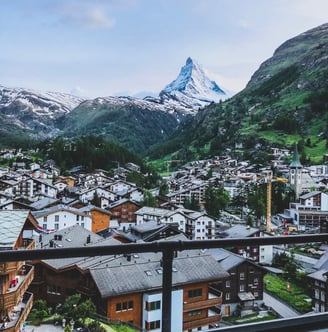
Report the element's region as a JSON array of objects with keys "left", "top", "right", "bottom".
[
  {"left": 187, "top": 214, "right": 217, "bottom": 240},
  {"left": 79, "top": 187, "right": 116, "bottom": 204},
  {"left": 129, "top": 189, "right": 144, "bottom": 202},
  {"left": 259, "top": 245, "right": 273, "bottom": 265},
  {"left": 142, "top": 289, "right": 183, "bottom": 332},
  {"left": 33, "top": 208, "right": 92, "bottom": 232},
  {"left": 135, "top": 207, "right": 187, "bottom": 232}
]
